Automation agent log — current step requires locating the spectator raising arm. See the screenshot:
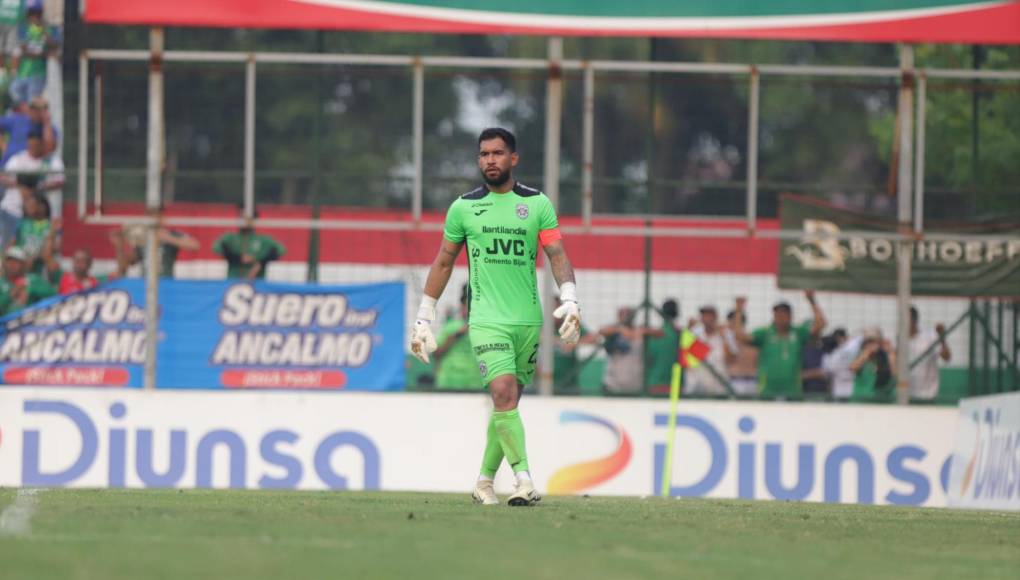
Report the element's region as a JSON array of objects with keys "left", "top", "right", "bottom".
[
  {"left": 731, "top": 296, "right": 753, "bottom": 345},
  {"left": 159, "top": 228, "right": 199, "bottom": 252},
  {"left": 598, "top": 322, "right": 663, "bottom": 340},
  {"left": 849, "top": 341, "right": 878, "bottom": 374},
  {"left": 805, "top": 290, "right": 827, "bottom": 337},
  {"left": 108, "top": 229, "right": 133, "bottom": 278},
  {"left": 40, "top": 216, "right": 60, "bottom": 281},
  {"left": 37, "top": 99, "right": 58, "bottom": 156},
  {"left": 935, "top": 323, "right": 952, "bottom": 362}
]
